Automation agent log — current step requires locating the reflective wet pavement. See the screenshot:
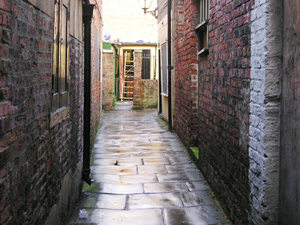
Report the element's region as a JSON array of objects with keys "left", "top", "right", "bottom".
[{"left": 68, "top": 103, "right": 230, "bottom": 225}]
